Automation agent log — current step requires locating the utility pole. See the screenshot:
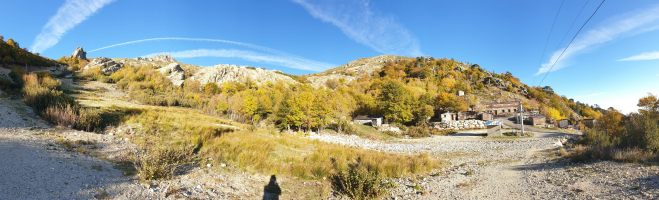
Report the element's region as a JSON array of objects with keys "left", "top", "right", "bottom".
[{"left": 519, "top": 100, "right": 524, "bottom": 135}]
